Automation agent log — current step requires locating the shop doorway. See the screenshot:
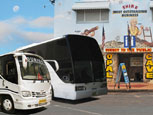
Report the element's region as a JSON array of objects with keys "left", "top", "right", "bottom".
[{"left": 118, "top": 53, "right": 143, "bottom": 82}]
